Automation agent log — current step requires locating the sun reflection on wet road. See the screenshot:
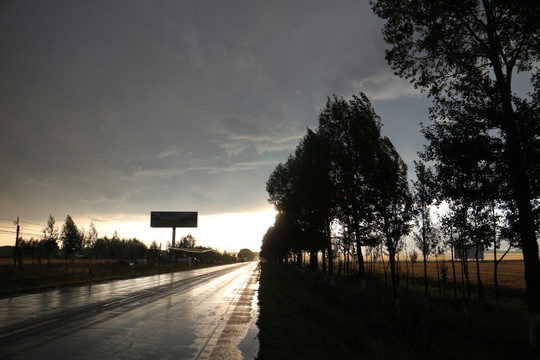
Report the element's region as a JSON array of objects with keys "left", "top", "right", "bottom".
[{"left": 0, "top": 262, "right": 260, "bottom": 359}]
